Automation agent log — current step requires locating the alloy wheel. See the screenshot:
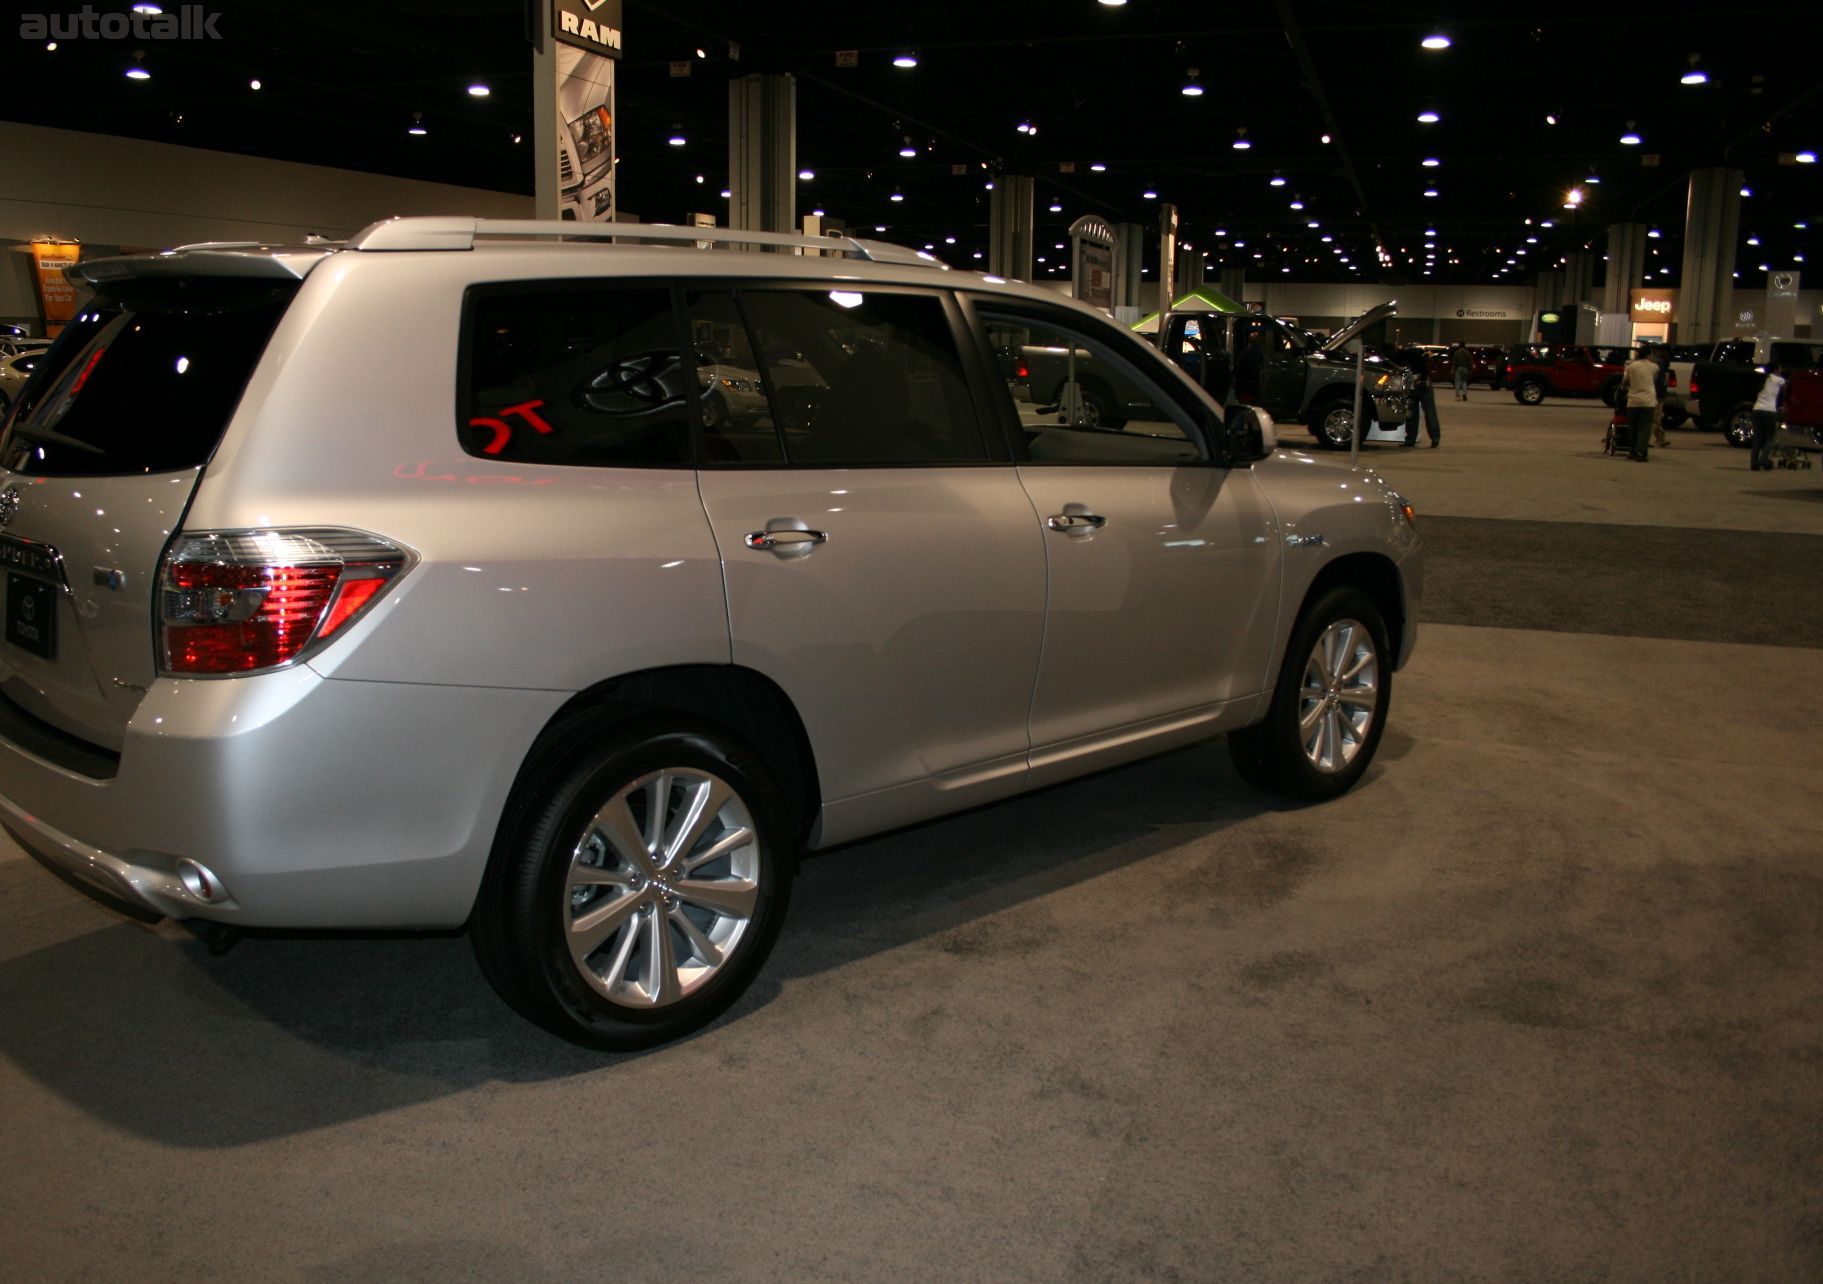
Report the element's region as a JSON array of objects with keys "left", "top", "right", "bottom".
[{"left": 1297, "top": 618, "right": 1379, "bottom": 773}]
